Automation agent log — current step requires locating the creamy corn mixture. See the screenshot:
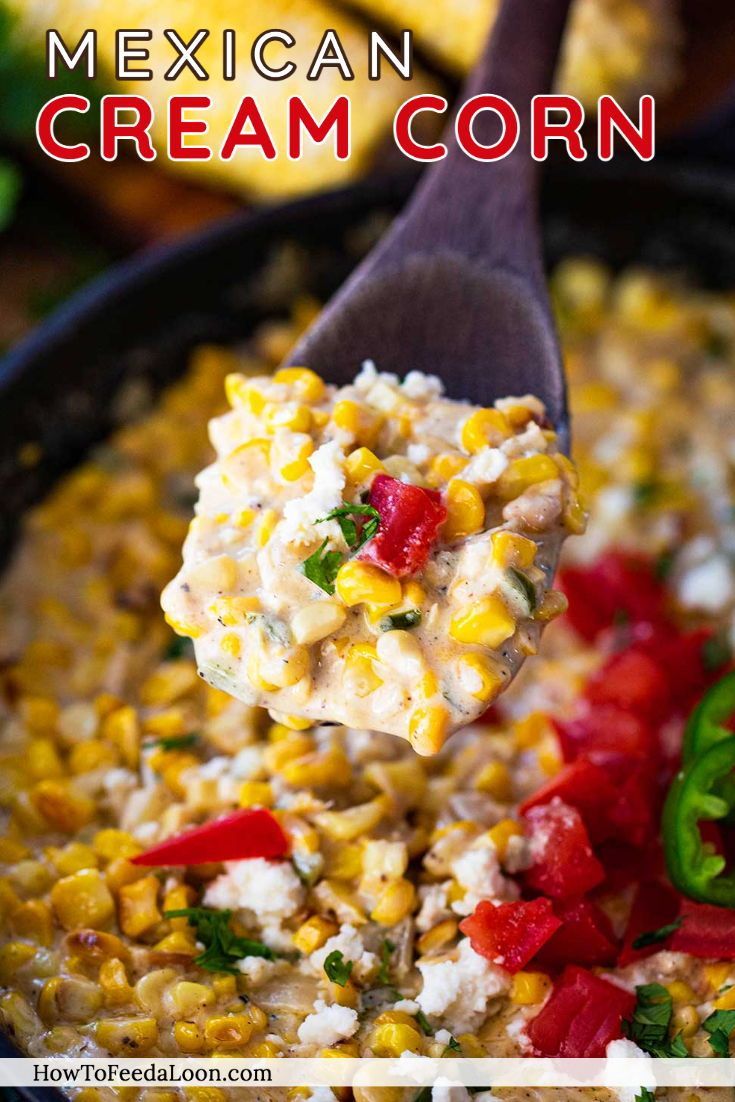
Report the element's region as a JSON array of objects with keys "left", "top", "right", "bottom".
[
  {"left": 161, "top": 367, "right": 579, "bottom": 751},
  {"left": 0, "top": 261, "right": 734, "bottom": 1102}
]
